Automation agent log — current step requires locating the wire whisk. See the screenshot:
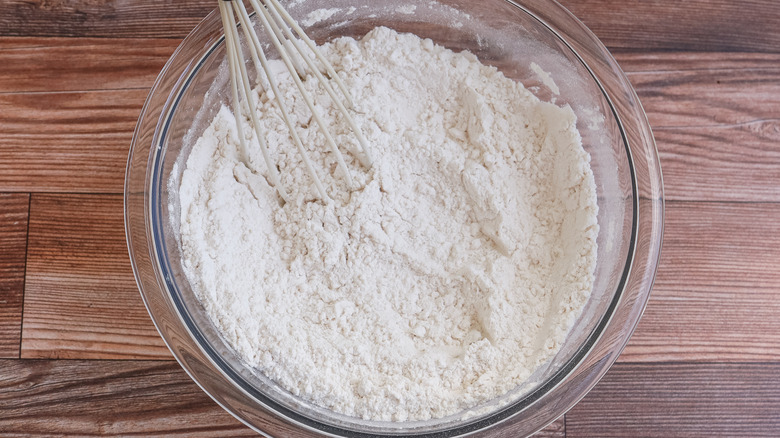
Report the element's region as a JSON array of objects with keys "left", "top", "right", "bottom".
[{"left": 218, "top": 0, "right": 373, "bottom": 204}]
